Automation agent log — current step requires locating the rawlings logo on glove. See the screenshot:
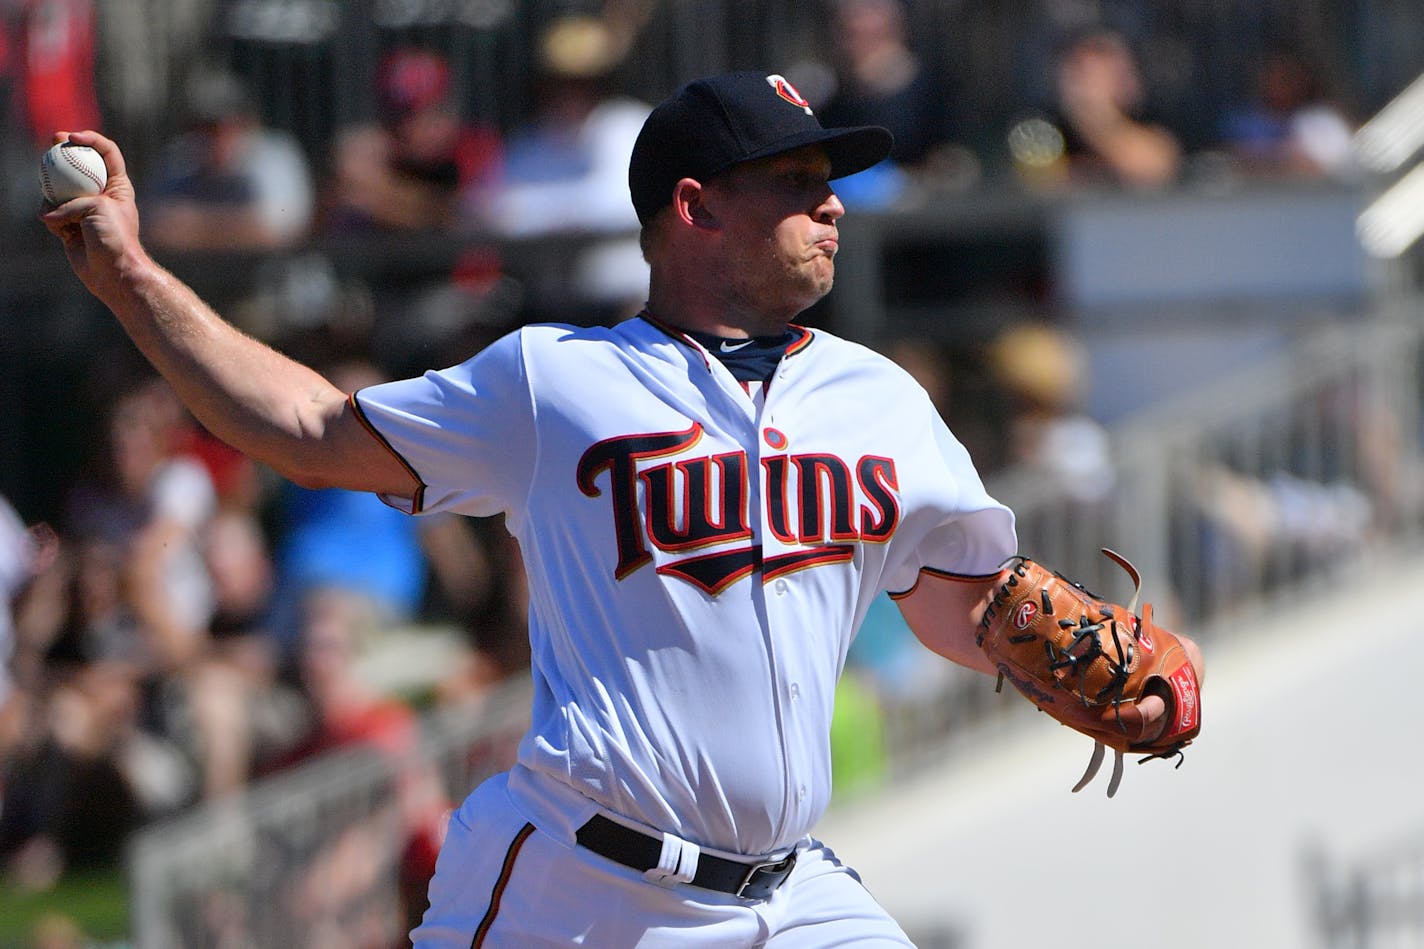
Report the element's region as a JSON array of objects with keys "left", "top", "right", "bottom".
[{"left": 977, "top": 549, "right": 1202, "bottom": 797}]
